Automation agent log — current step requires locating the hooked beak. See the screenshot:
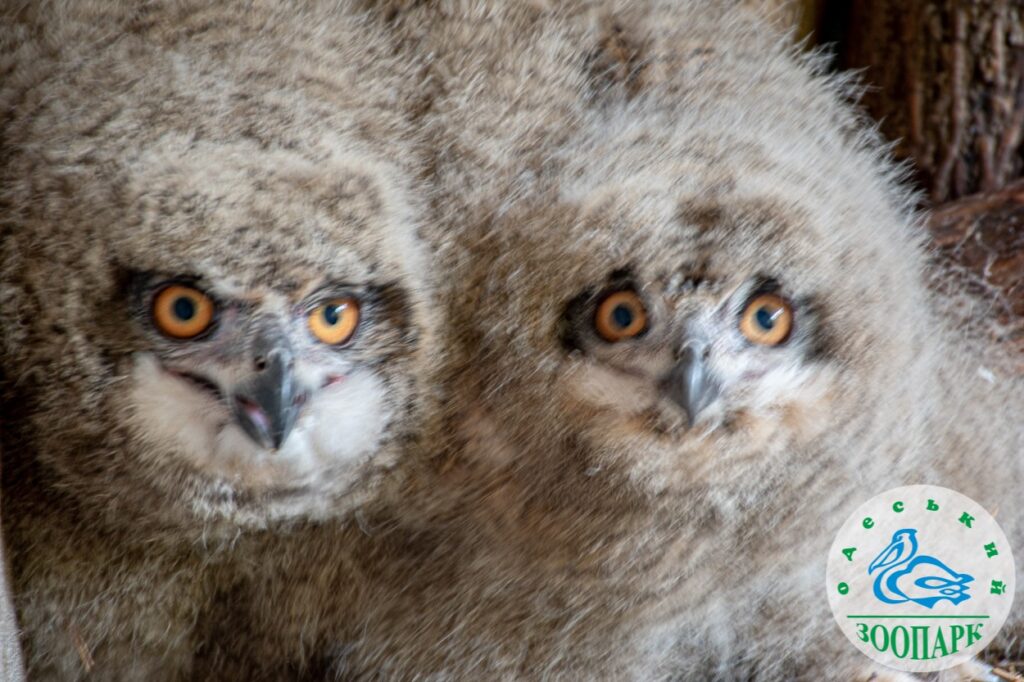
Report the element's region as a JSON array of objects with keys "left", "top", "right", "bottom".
[
  {"left": 660, "top": 345, "right": 720, "bottom": 427},
  {"left": 231, "top": 345, "right": 306, "bottom": 451}
]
